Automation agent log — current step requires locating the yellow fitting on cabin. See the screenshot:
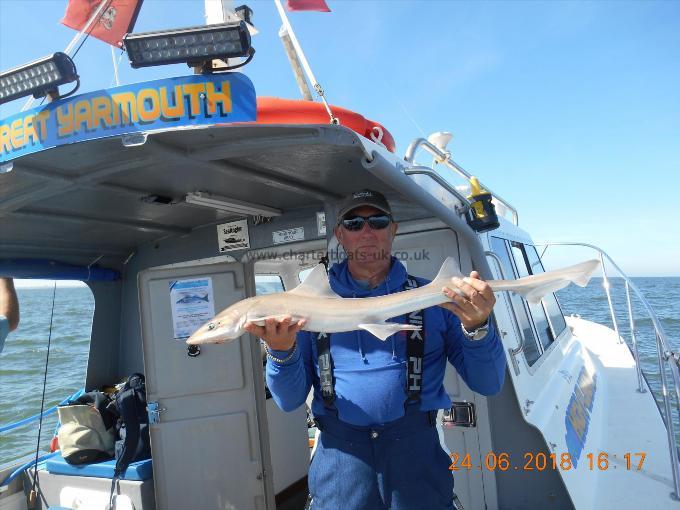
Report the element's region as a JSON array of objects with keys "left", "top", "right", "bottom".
[
  {"left": 468, "top": 176, "right": 485, "bottom": 198},
  {"left": 468, "top": 176, "right": 488, "bottom": 218}
]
